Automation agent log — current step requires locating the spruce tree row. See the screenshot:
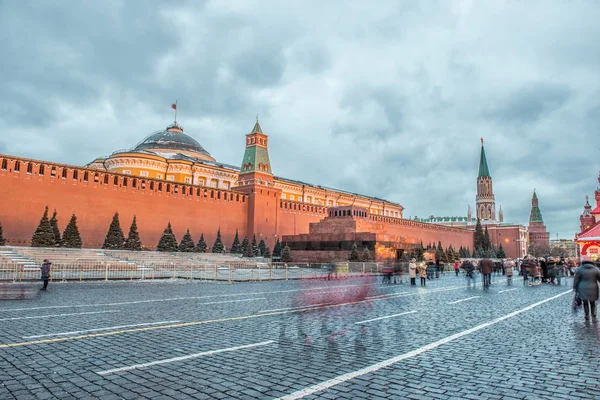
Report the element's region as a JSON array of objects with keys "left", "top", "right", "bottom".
[
  {"left": 154, "top": 225, "right": 276, "bottom": 257},
  {"left": 30, "top": 206, "right": 82, "bottom": 248},
  {"left": 101, "top": 212, "right": 142, "bottom": 251}
]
